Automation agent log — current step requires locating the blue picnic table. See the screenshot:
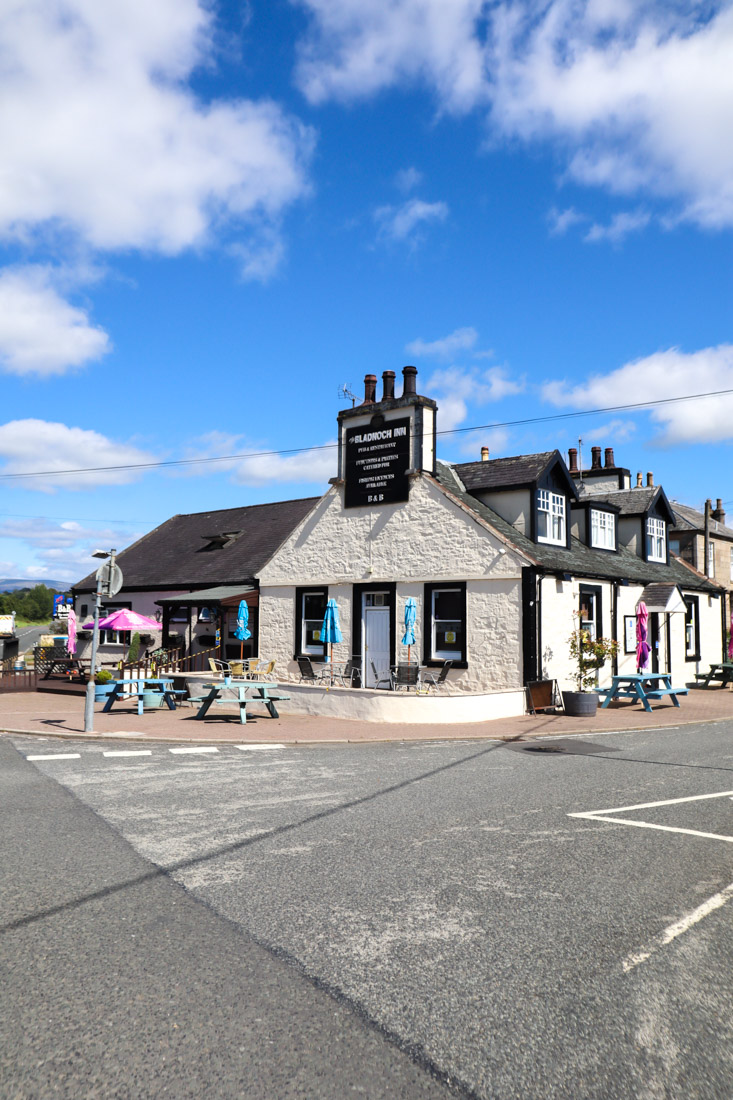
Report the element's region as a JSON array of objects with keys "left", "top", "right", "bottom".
[
  {"left": 599, "top": 672, "right": 688, "bottom": 713},
  {"left": 193, "top": 679, "right": 290, "bottom": 724},
  {"left": 101, "top": 677, "right": 183, "bottom": 715}
]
